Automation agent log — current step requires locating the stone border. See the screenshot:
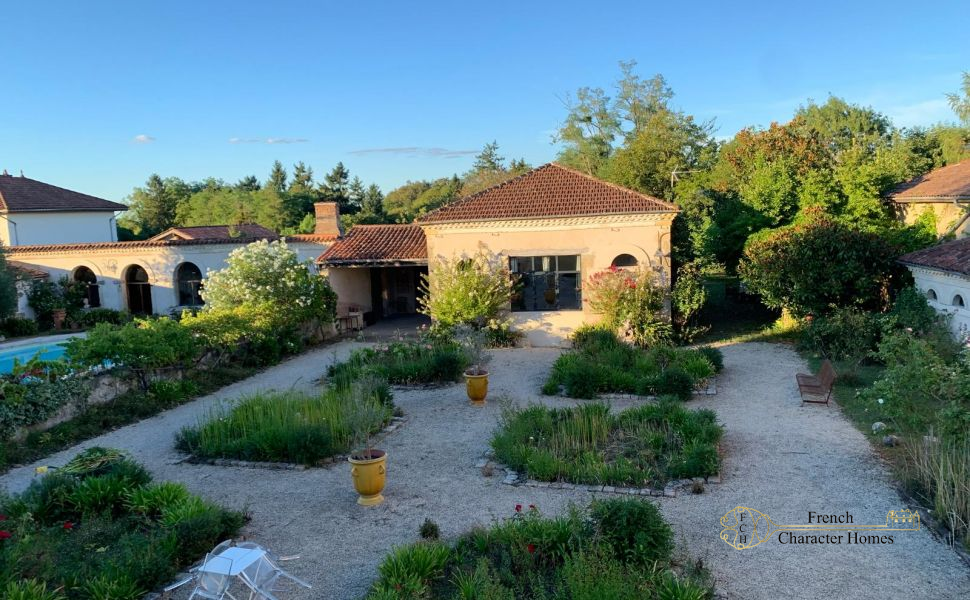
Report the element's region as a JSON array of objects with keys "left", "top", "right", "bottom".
[
  {"left": 478, "top": 451, "right": 723, "bottom": 499},
  {"left": 184, "top": 416, "right": 407, "bottom": 471},
  {"left": 597, "top": 376, "right": 717, "bottom": 402}
]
